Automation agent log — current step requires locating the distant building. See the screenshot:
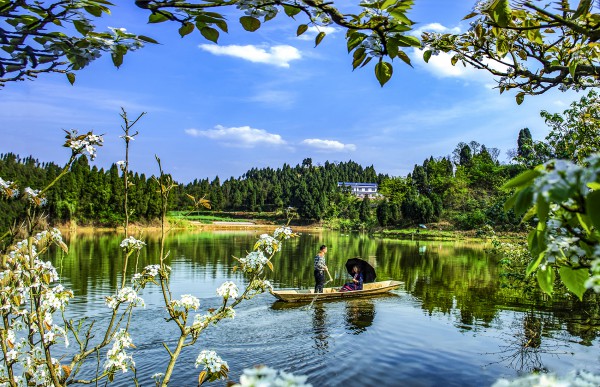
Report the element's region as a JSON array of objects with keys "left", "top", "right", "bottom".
[{"left": 338, "top": 182, "right": 379, "bottom": 198}]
